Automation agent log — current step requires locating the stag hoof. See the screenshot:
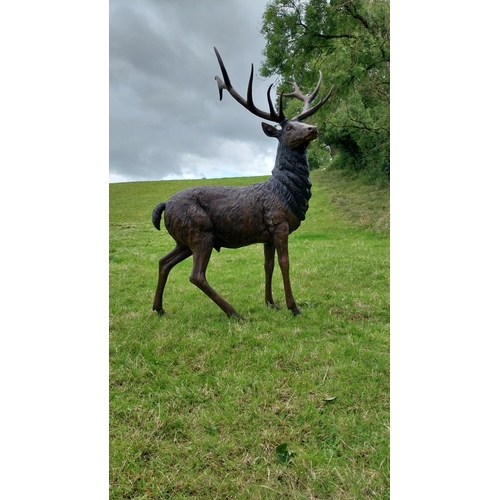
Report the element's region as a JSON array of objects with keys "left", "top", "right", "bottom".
[
  {"left": 227, "top": 311, "right": 245, "bottom": 321},
  {"left": 291, "top": 308, "right": 302, "bottom": 316},
  {"left": 266, "top": 301, "right": 281, "bottom": 310},
  {"left": 153, "top": 307, "right": 165, "bottom": 316}
]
